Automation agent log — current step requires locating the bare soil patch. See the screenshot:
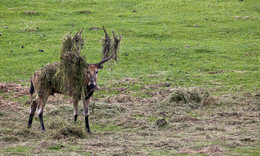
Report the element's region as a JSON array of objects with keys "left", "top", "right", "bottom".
[
  {"left": 0, "top": 82, "right": 28, "bottom": 97},
  {"left": 0, "top": 82, "right": 28, "bottom": 110}
]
